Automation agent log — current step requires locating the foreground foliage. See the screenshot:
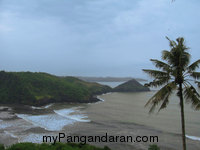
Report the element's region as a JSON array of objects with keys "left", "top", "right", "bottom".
[
  {"left": 143, "top": 37, "right": 200, "bottom": 150},
  {"left": 0, "top": 143, "right": 111, "bottom": 150},
  {"left": 148, "top": 144, "right": 160, "bottom": 150}
]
